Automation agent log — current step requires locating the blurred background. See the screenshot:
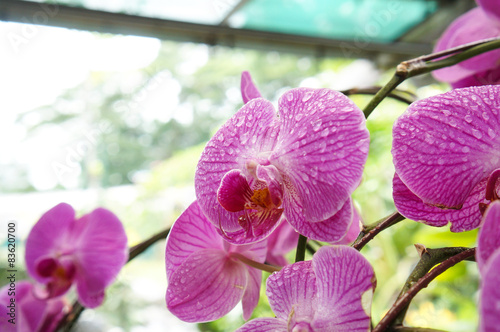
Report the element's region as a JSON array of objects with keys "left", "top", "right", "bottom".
[{"left": 0, "top": 0, "right": 480, "bottom": 331}]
